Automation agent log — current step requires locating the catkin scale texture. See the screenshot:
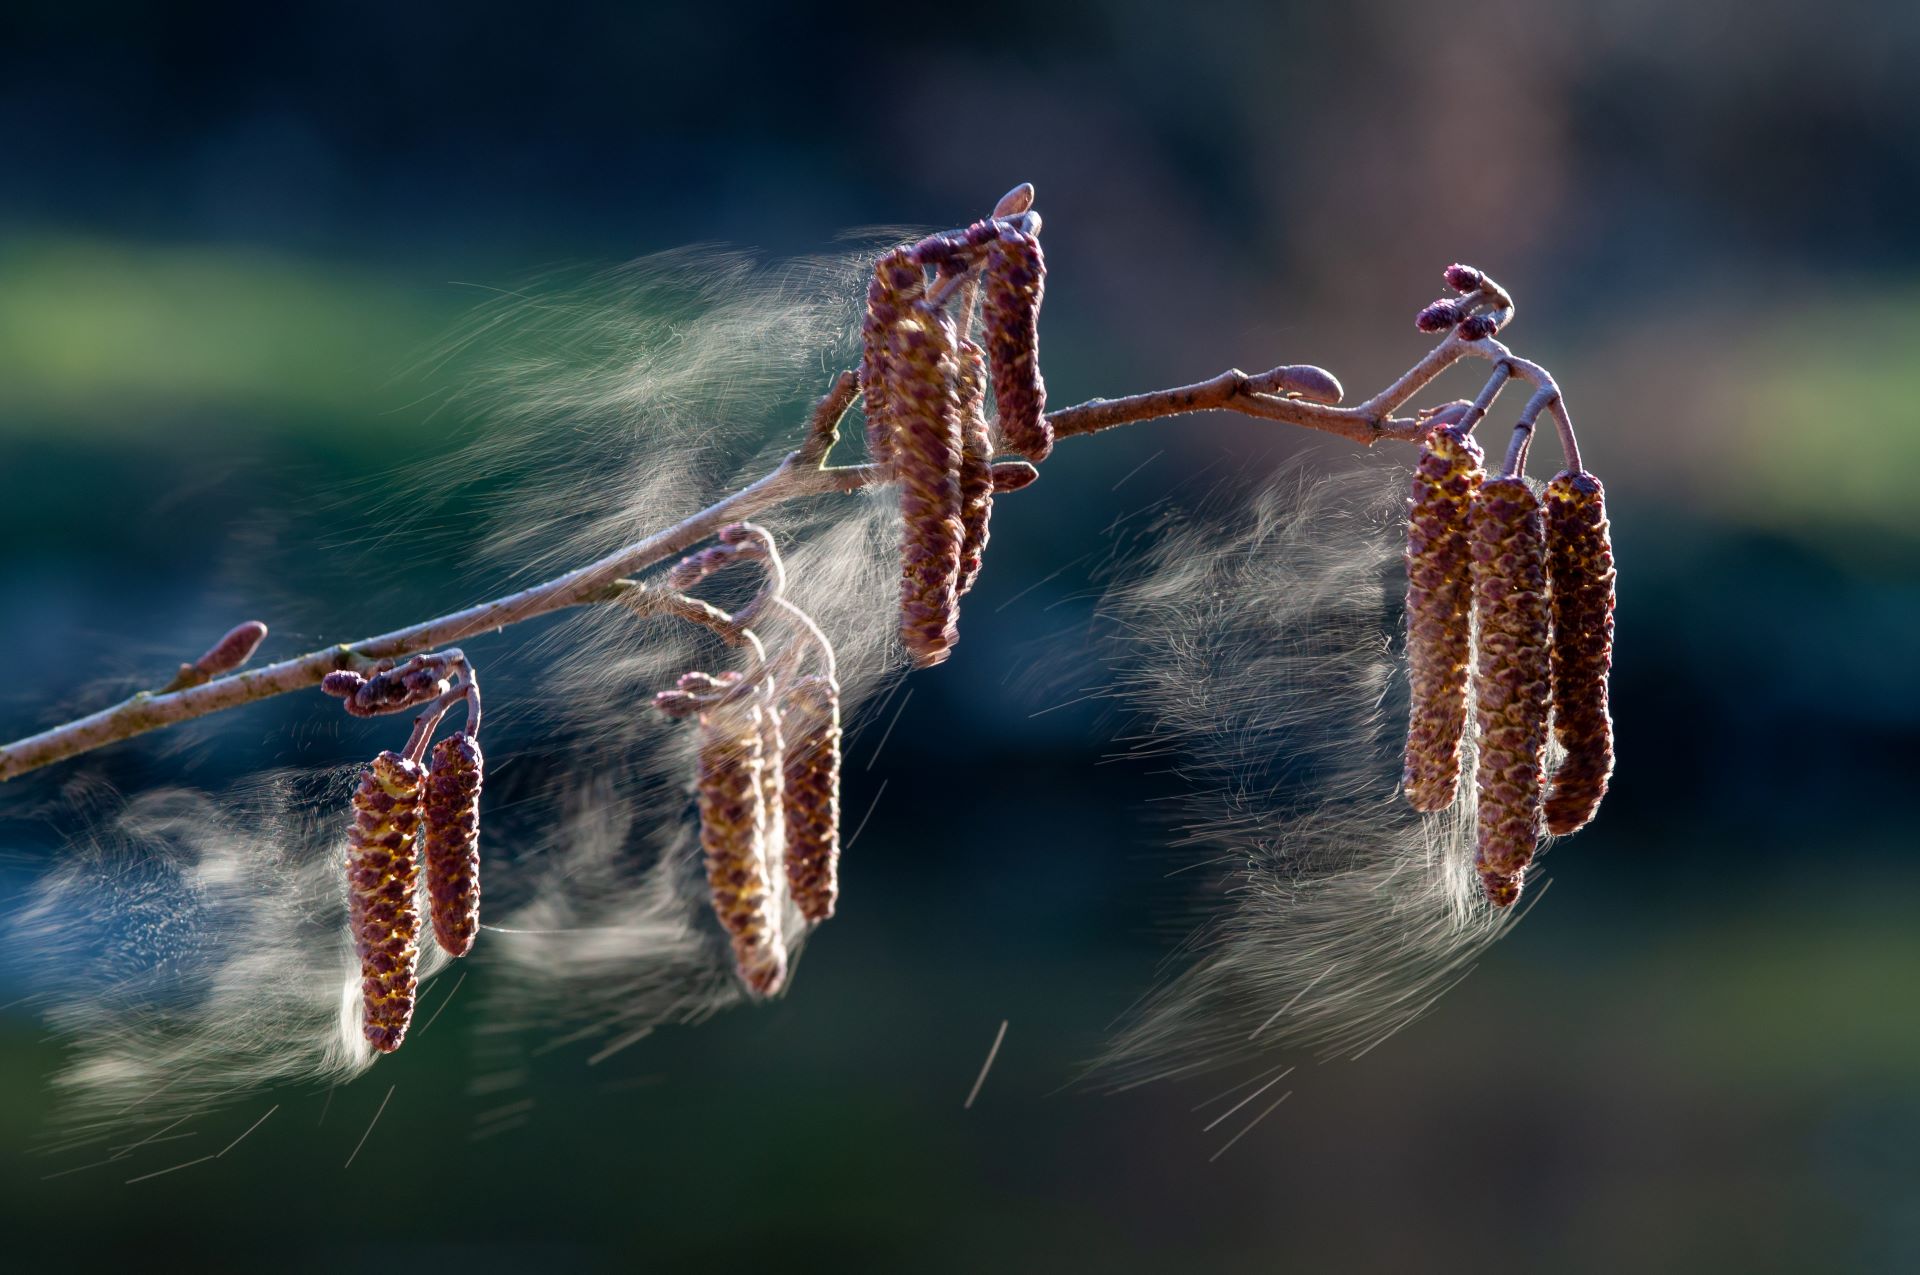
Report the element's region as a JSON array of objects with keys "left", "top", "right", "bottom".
[
  {"left": 1470, "top": 477, "right": 1552, "bottom": 906},
  {"left": 697, "top": 702, "right": 787, "bottom": 997},
  {"left": 955, "top": 338, "right": 995, "bottom": 598},
  {"left": 1544, "top": 471, "right": 1616, "bottom": 834},
  {"left": 346, "top": 751, "right": 424, "bottom": 1052},
  {"left": 888, "top": 302, "right": 967, "bottom": 667},
  {"left": 1402, "top": 425, "right": 1484, "bottom": 812},
  {"left": 861, "top": 249, "right": 924, "bottom": 468},
  {"left": 422, "top": 732, "right": 483, "bottom": 958},
  {"left": 982, "top": 229, "right": 1050, "bottom": 461},
  {"left": 781, "top": 675, "right": 843, "bottom": 922}
]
